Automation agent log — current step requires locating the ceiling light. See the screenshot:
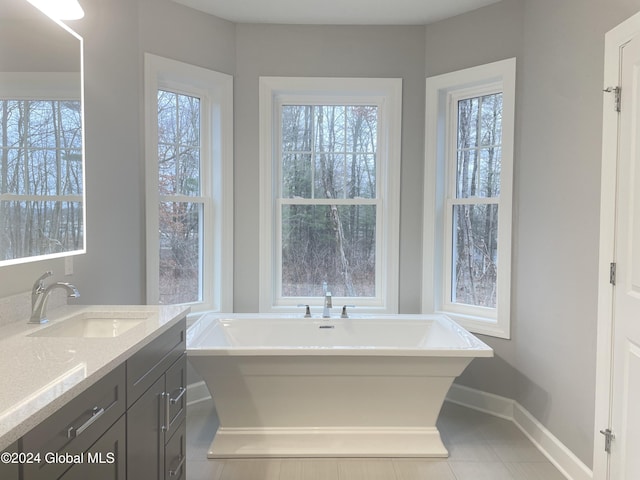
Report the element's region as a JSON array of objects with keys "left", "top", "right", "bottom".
[{"left": 26, "top": 0, "right": 85, "bottom": 20}]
